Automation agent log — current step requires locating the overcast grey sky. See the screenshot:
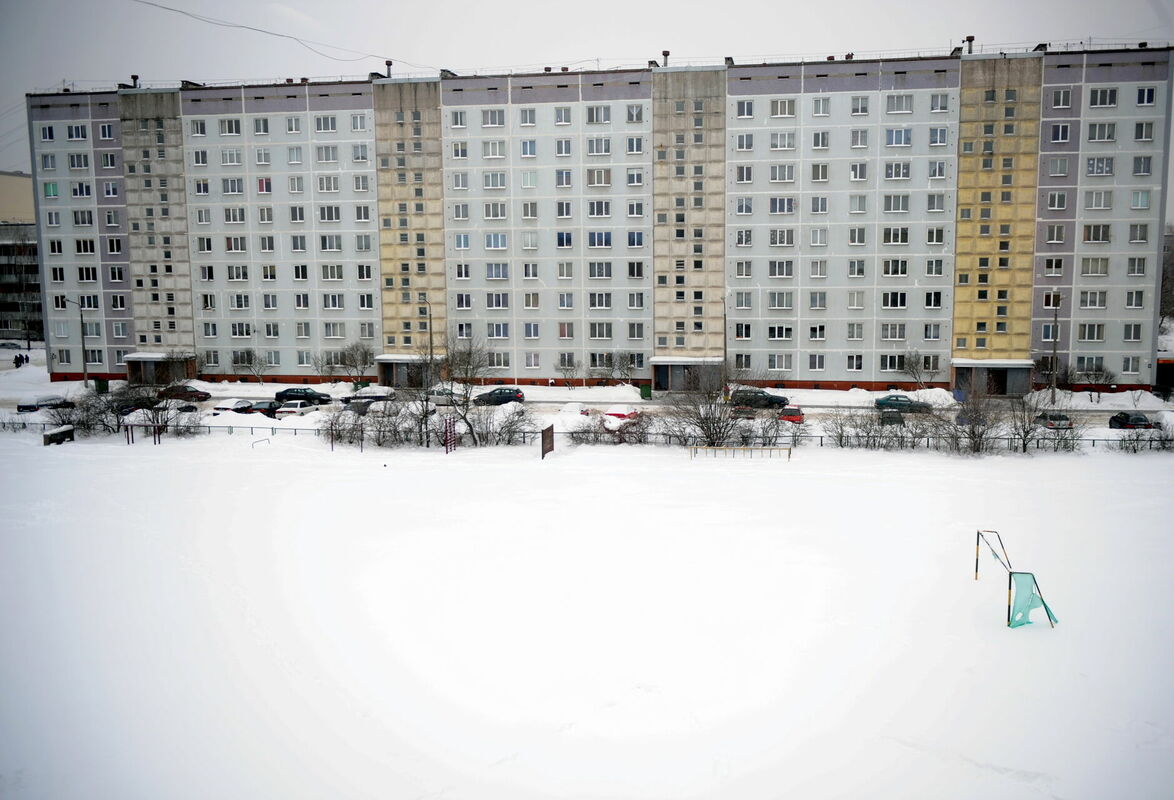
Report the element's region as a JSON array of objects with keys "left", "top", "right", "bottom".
[{"left": 2, "top": 0, "right": 1172, "bottom": 216}]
